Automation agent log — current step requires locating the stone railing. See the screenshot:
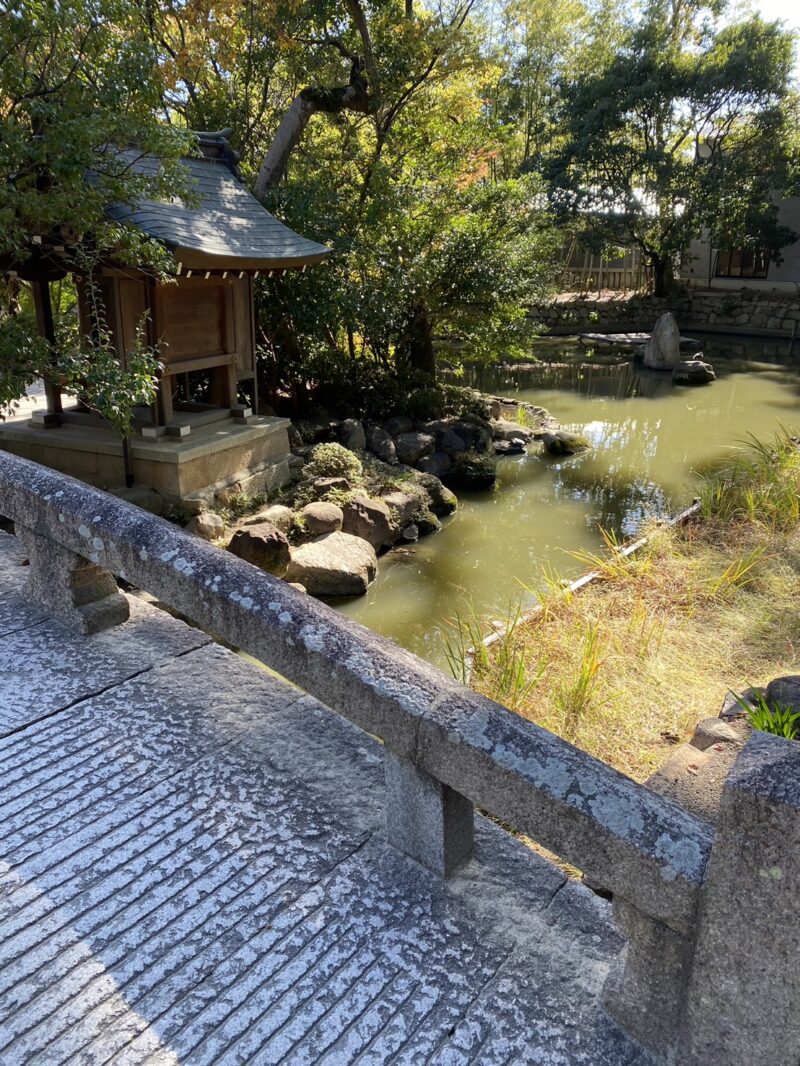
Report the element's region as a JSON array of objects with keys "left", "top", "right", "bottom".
[{"left": 1, "top": 450, "right": 798, "bottom": 1065}]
